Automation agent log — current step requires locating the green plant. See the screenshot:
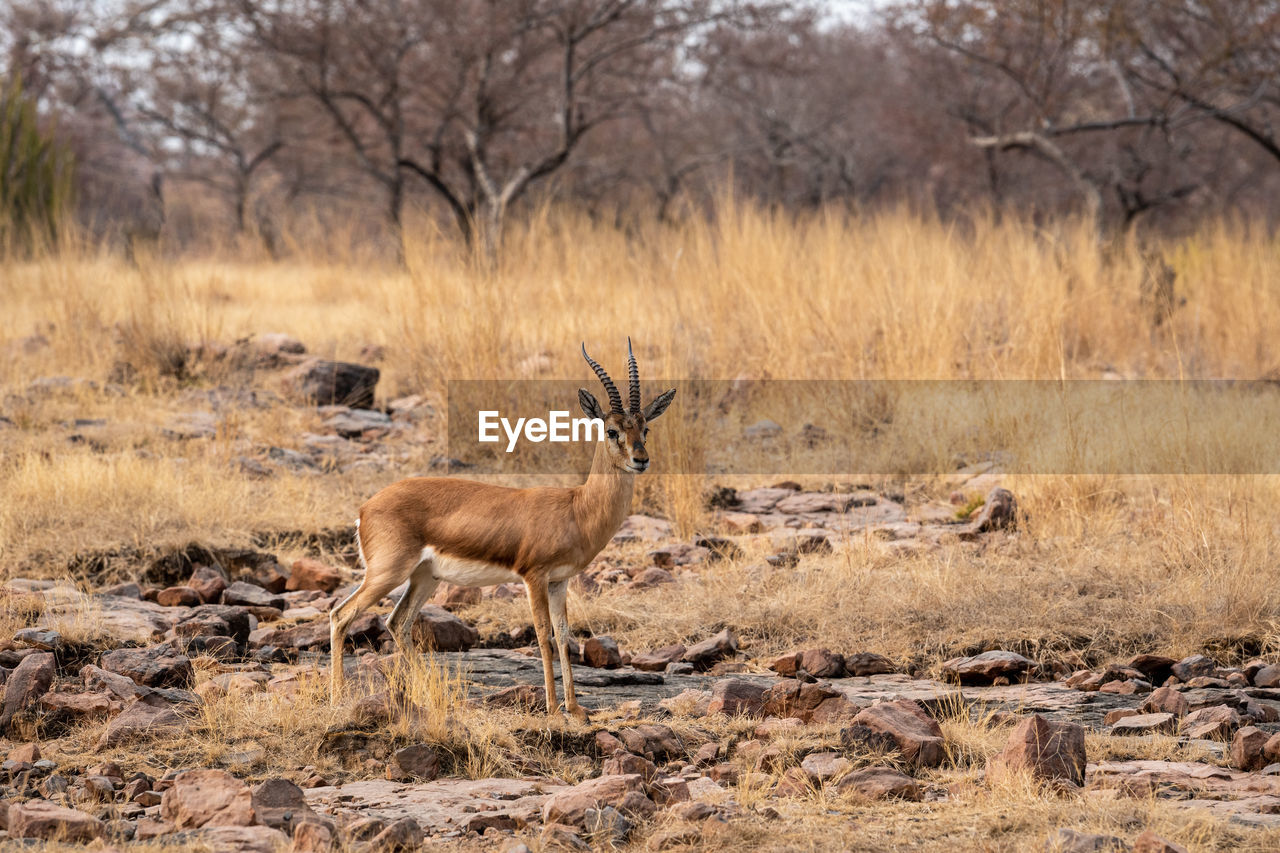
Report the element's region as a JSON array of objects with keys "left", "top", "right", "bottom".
[{"left": 0, "top": 74, "right": 75, "bottom": 246}]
